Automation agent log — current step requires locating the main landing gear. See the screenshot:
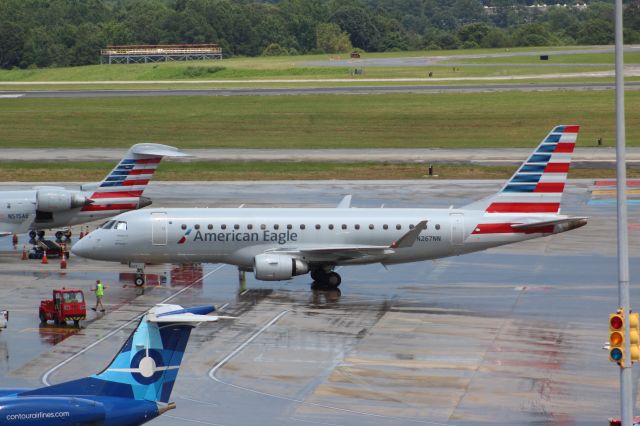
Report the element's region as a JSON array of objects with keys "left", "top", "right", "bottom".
[{"left": 310, "top": 268, "right": 341, "bottom": 290}]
